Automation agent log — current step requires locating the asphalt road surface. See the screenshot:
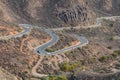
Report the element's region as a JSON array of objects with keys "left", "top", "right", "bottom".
[{"left": 0, "top": 24, "right": 31, "bottom": 40}]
